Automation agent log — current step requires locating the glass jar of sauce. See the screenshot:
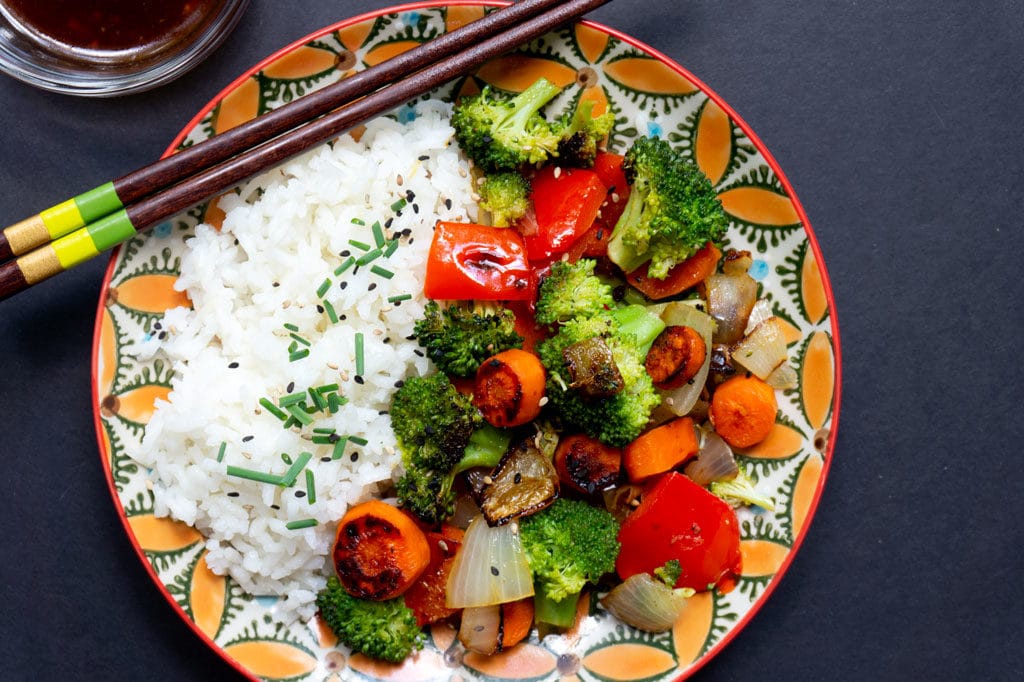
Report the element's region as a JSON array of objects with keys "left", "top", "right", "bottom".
[{"left": 0, "top": 0, "right": 249, "bottom": 96}]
